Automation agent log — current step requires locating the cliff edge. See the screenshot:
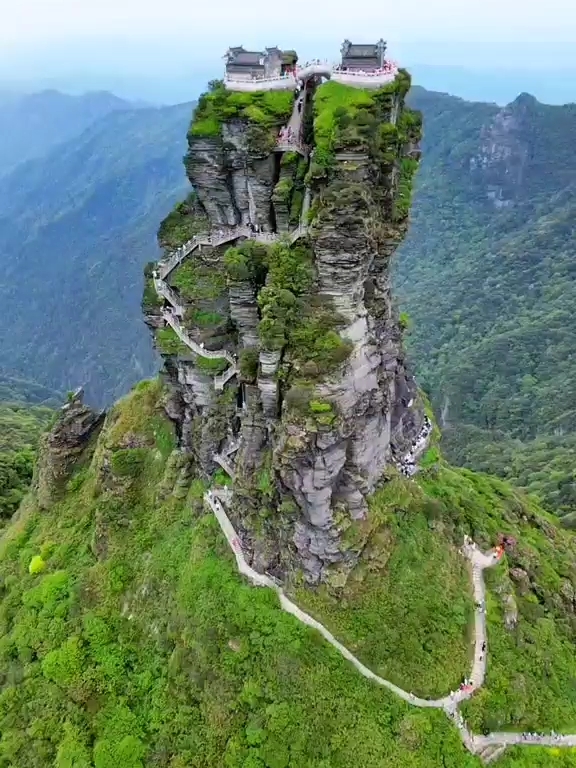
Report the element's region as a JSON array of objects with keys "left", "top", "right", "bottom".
[{"left": 144, "top": 64, "right": 425, "bottom": 584}]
